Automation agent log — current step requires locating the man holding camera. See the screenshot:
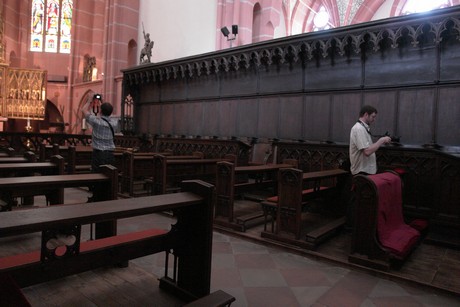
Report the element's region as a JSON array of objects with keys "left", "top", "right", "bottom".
[
  {"left": 349, "top": 105, "right": 392, "bottom": 175},
  {"left": 82, "top": 94, "right": 118, "bottom": 172}
]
